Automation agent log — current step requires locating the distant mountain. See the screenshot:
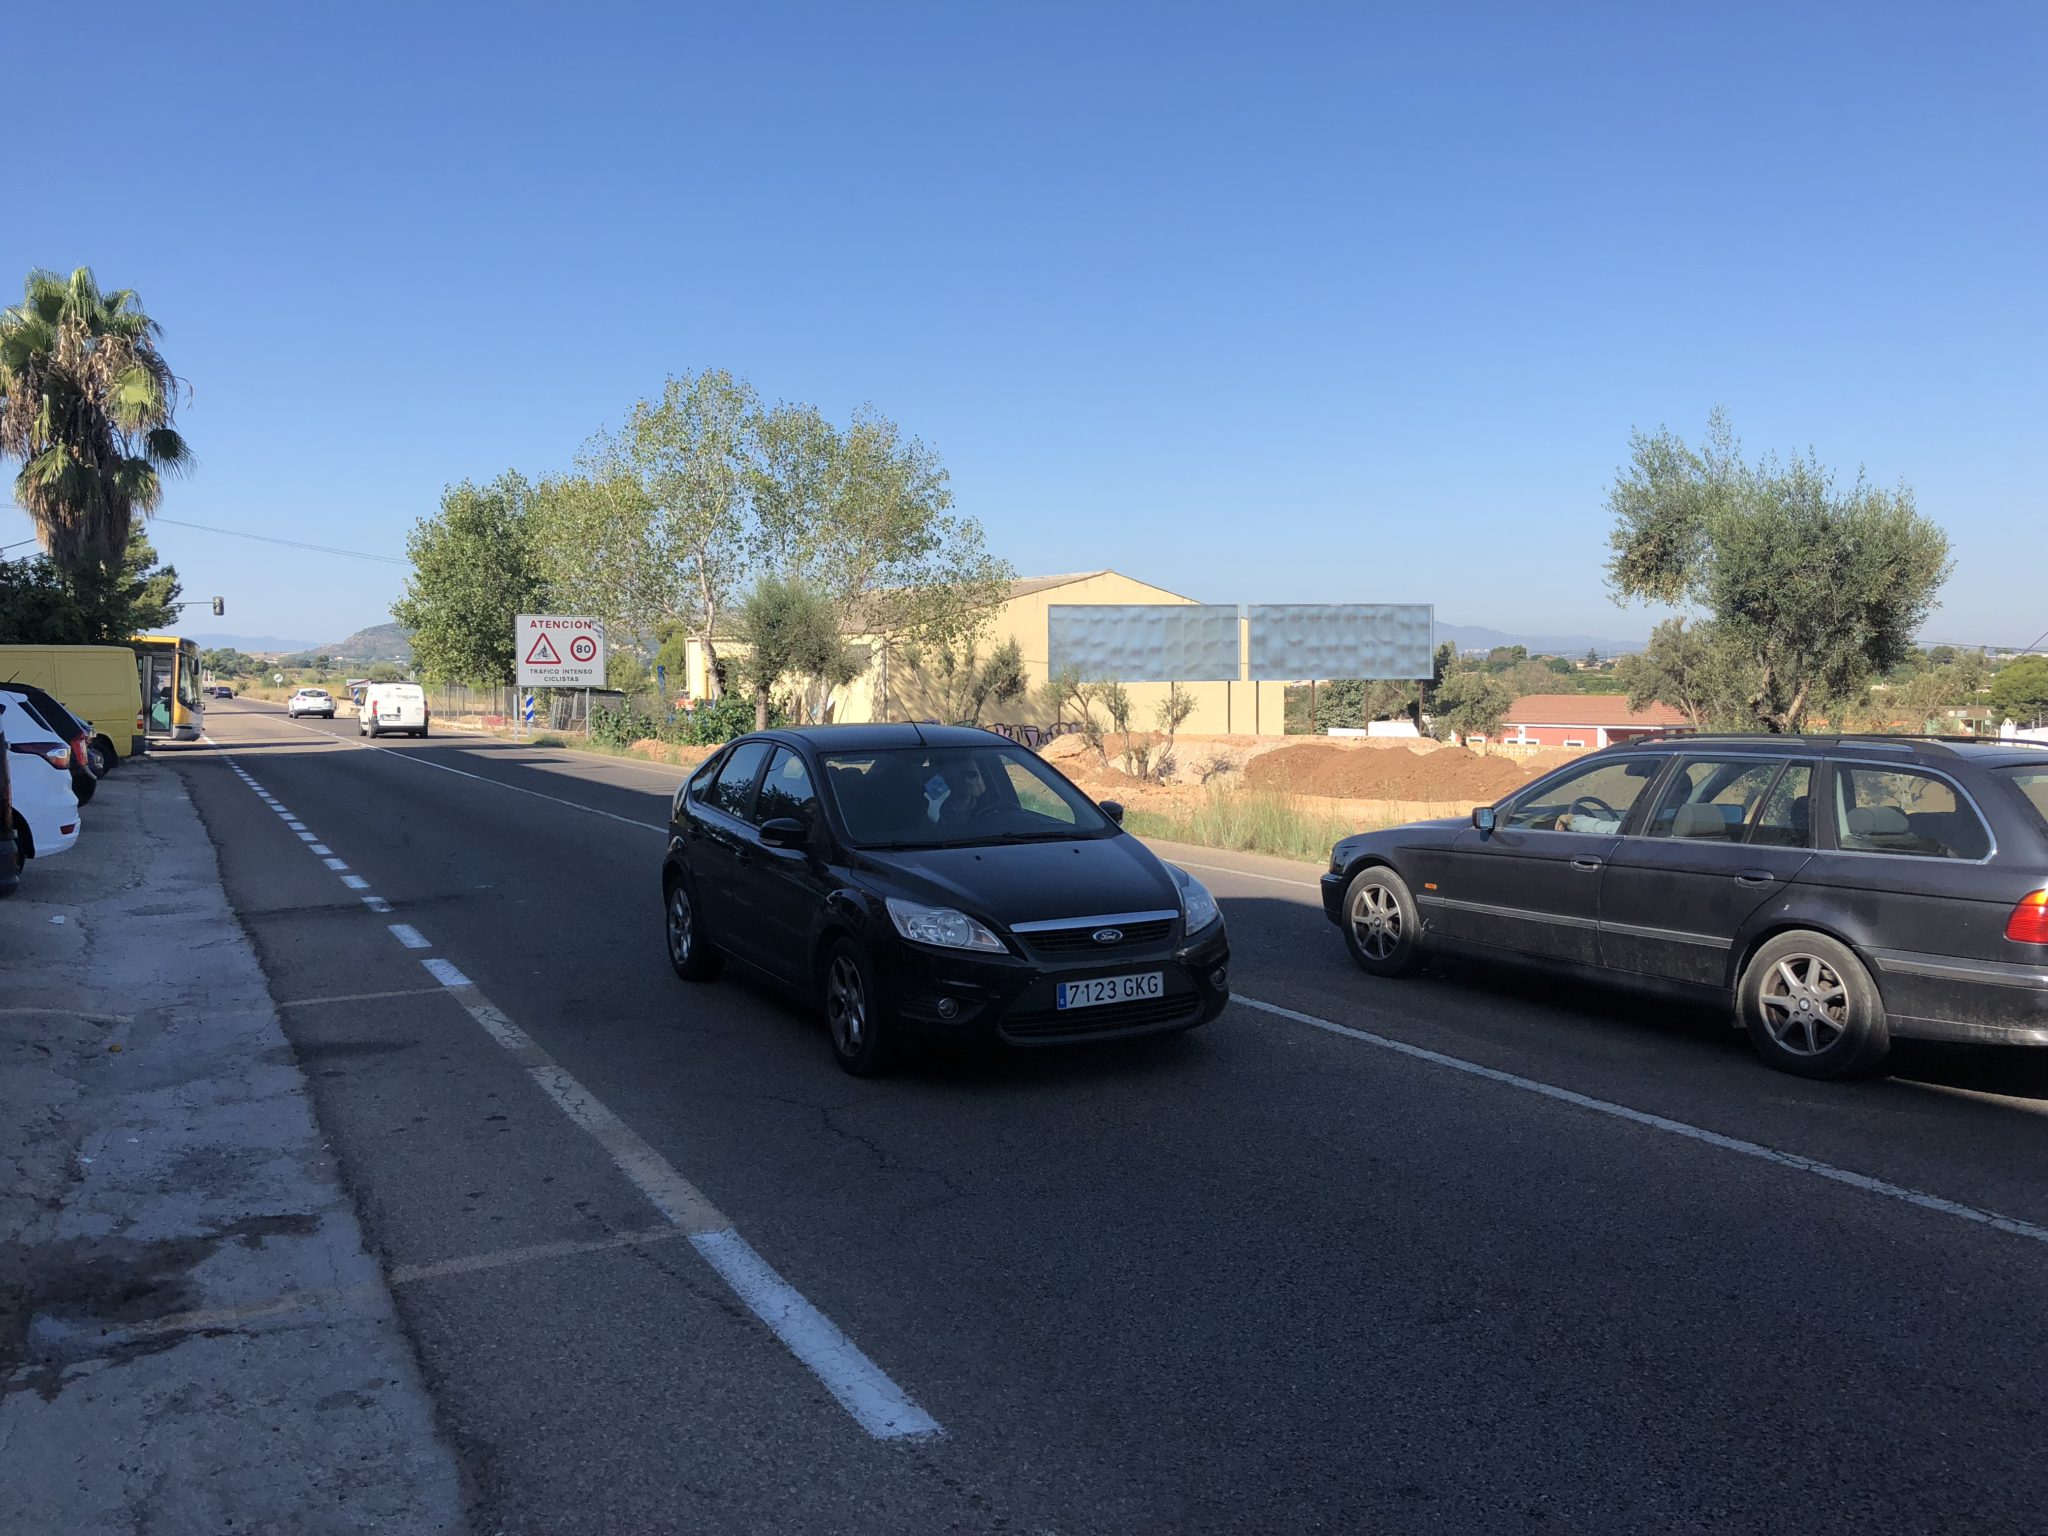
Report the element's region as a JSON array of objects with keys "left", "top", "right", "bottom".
[
  {"left": 188, "top": 632, "right": 321, "bottom": 654},
  {"left": 322, "top": 623, "right": 413, "bottom": 664},
  {"left": 1437, "top": 622, "right": 1647, "bottom": 658}
]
